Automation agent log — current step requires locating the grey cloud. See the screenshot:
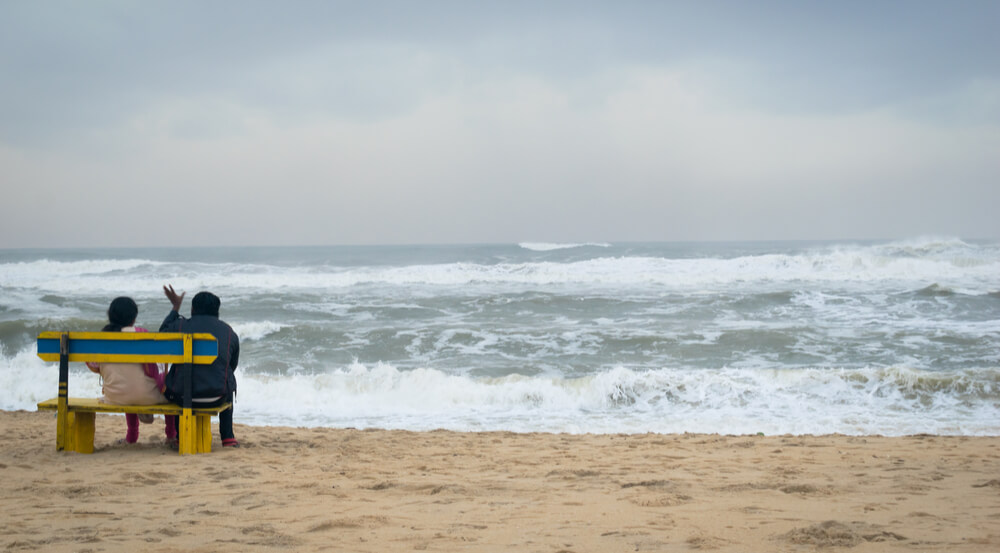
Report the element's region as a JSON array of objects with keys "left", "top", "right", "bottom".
[
  {"left": 1, "top": 1, "right": 997, "bottom": 247},
  {"left": 3, "top": 1, "right": 998, "bottom": 149}
]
